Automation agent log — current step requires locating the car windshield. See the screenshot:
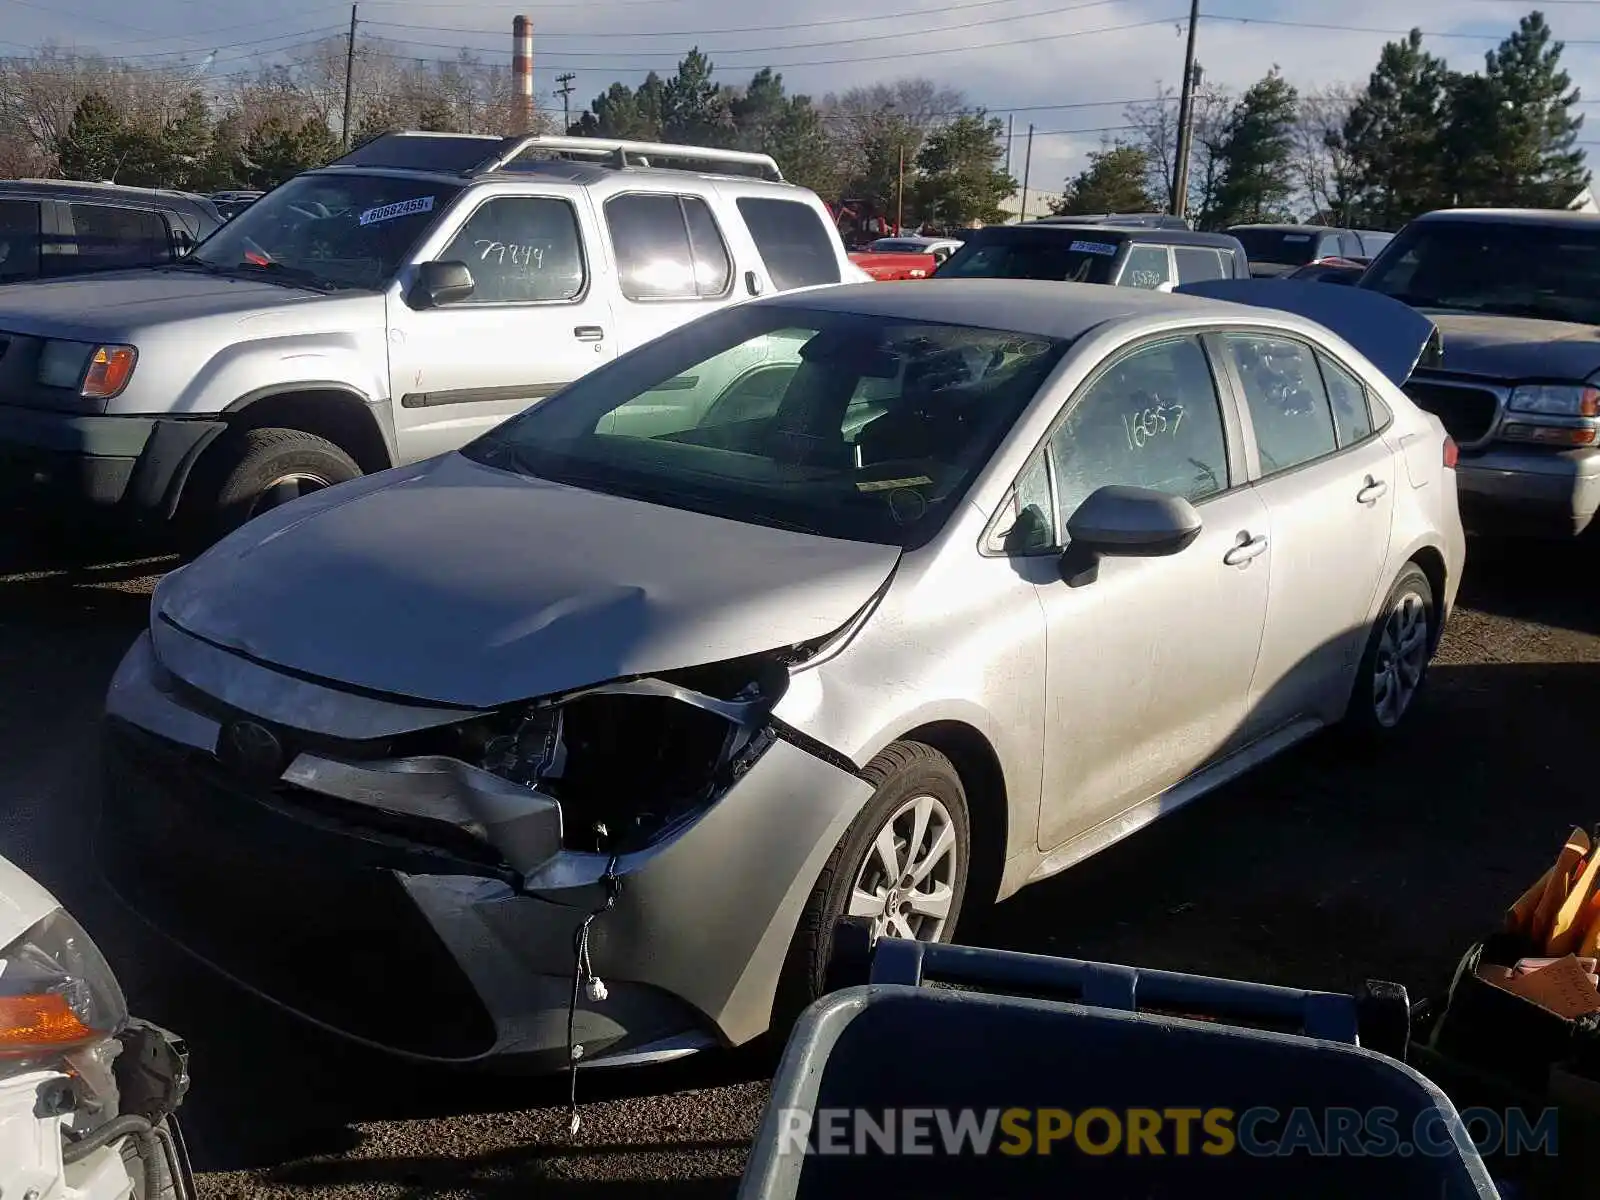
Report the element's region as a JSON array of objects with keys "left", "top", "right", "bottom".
[
  {"left": 1229, "top": 228, "right": 1322, "bottom": 266},
  {"left": 1360, "top": 221, "right": 1600, "bottom": 325},
  {"left": 870, "top": 239, "right": 927, "bottom": 252},
  {"left": 462, "top": 304, "right": 1071, "bottom": 549},
  {"left": 935, "top": 229, "right": 1119, "bottom": 284},
  {"left": 190, "top": 173, "right": 460, "bottom": 290}
]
